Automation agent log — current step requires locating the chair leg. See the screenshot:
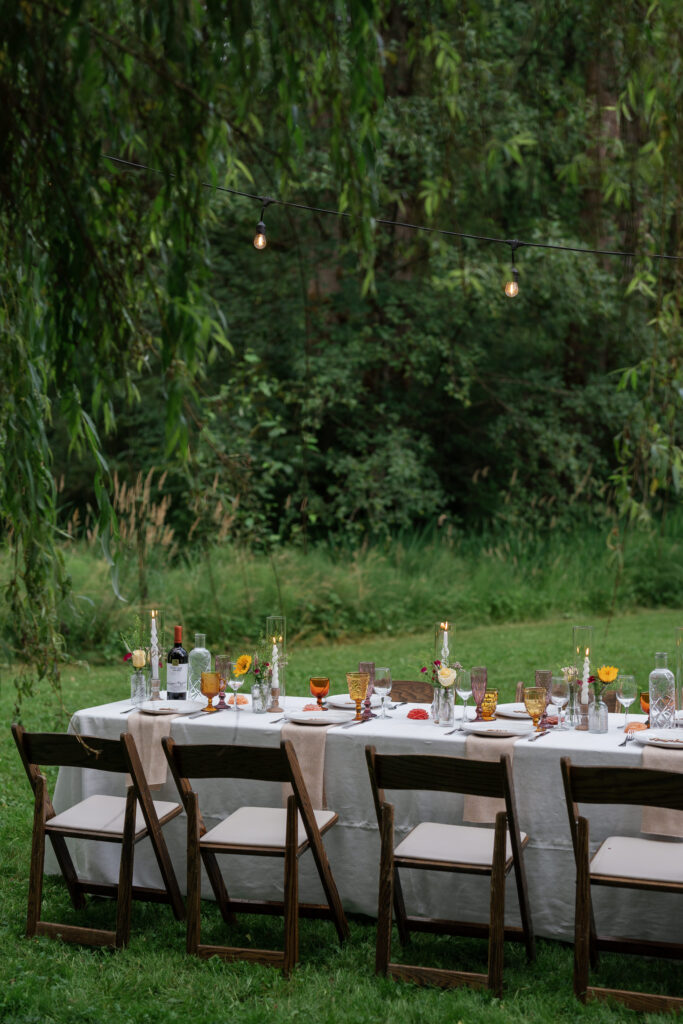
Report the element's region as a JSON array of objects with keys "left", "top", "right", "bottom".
[
  {"left": 115, "top": 790, "right": 136, "bottom": 948},
  {"left": 487, "top": 811, "right": 506, "bottom": 997},
  {"left": 27, "top": 777, "right": 47, "bottom": 938},
  {"left": 574, "top": 817, "right": 591, "bottom": 1002},
  {"left": 375, "top": 802, "right": 394, "bottom": 976},
  {"left": 186, "top": 793, "right": 202, "bottom": 956},
  {"left": 283, "top": 796, "right": 299, "bottom": 978},
  {"left": 200, "top": 848, "right": 236, "bottom": 926}
]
